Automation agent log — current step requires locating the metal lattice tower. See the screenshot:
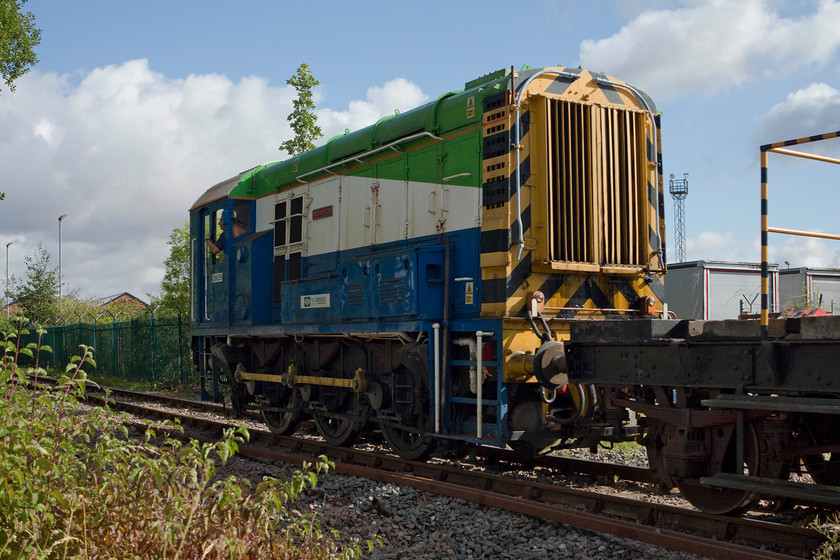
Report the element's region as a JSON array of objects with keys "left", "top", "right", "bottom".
[{"left": 669, "top": 173, "right": 689, "bottom": 262}]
